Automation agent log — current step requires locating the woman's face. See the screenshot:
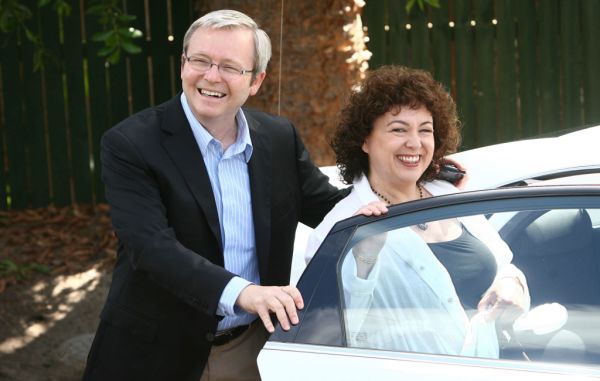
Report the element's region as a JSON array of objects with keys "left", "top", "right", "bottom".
[{"left": 362, "top": 105, "right": 434, "bottom": 188}]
